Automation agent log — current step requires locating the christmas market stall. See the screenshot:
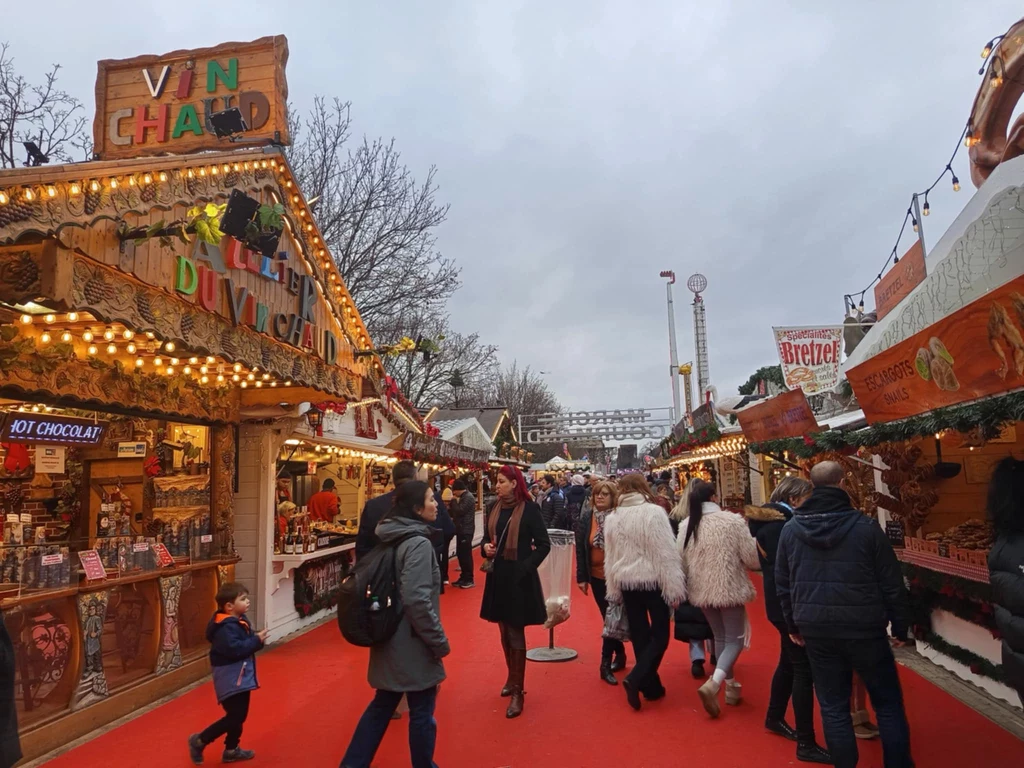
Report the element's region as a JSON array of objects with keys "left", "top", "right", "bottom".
[
  {"left": 0, "top": 34, "right": 412, "bottom": 759},
  {"left": 658, "top": 403, "right": 749, "bottom": 509}
]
